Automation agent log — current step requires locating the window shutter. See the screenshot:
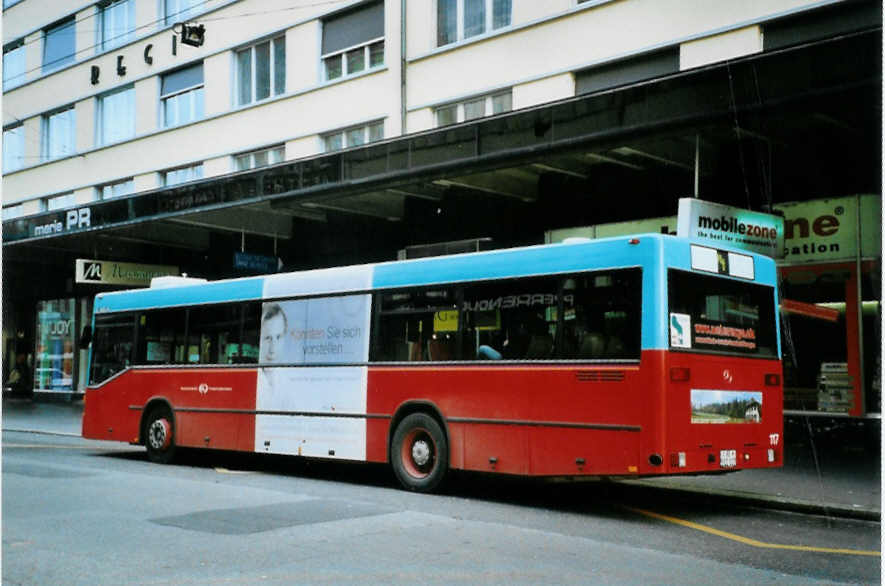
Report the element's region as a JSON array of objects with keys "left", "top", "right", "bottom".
[
  {"left": 322, "top": 1, "right": 384, "bottom": 55},
  {"left": 161, "top": 63, "right": 203, "bottom": 96}
]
